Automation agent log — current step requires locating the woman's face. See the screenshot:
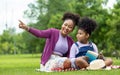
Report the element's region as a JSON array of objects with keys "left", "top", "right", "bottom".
[
  {"left": 60, "top": 19, "right": 74, "bottom": 37},
  {"left": 76, "top": 29, "right": 89, "bottom": 44}
]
